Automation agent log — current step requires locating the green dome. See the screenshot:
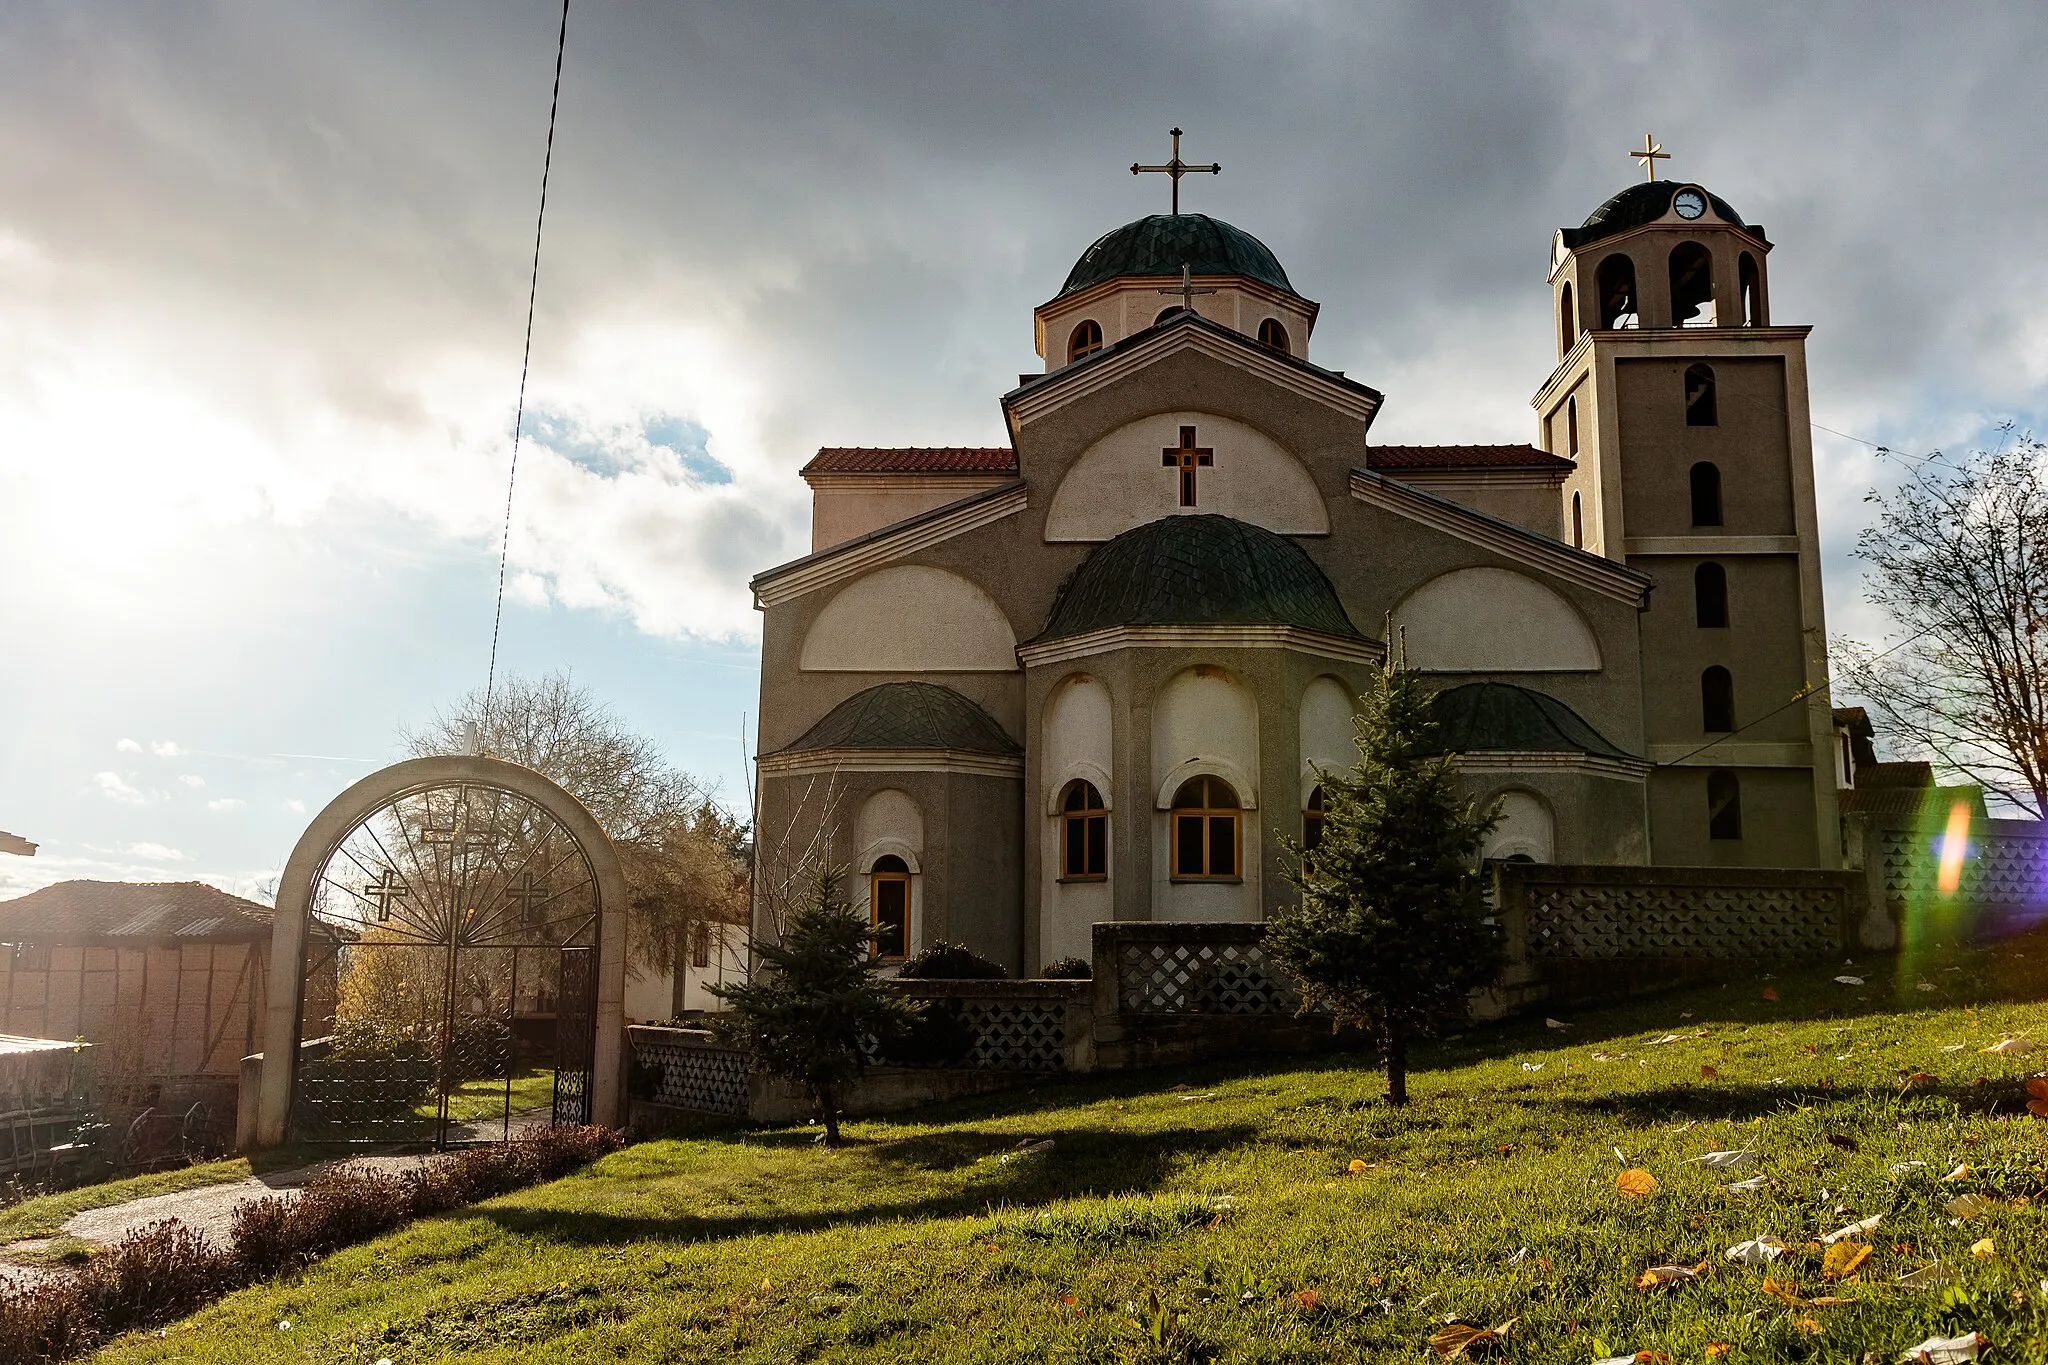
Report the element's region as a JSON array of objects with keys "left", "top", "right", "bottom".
[
  {"left": 779, "top": 683, "right": 1019, "bottom": 755},
  {"left": 1562, "top": 181, "right": 1752, "bottom": 249},
  {"left": 1059, "top": 214, "right": 1294, "bottom": 298},
  {"left": 1037, "top": 515, "right": 1358, "bottom": 641},
  {"left": 1424, "top": 682, "right": 1633, "bottom": 761}
]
